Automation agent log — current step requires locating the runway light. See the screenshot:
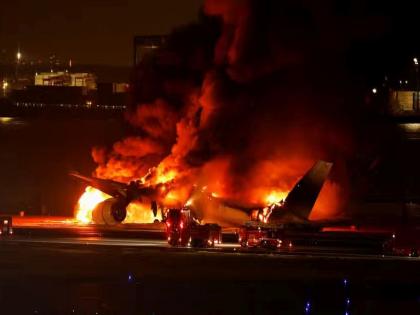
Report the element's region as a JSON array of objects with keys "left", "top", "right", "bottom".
[
  {"left": 305, "top": 300, "right": 311, "bottom": 313},
  {"left": 128, "top": 273, "right": 134, "bottom": 283},
  {"left": 372, "top": 88, "right": 377, "bottom": 94}
]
